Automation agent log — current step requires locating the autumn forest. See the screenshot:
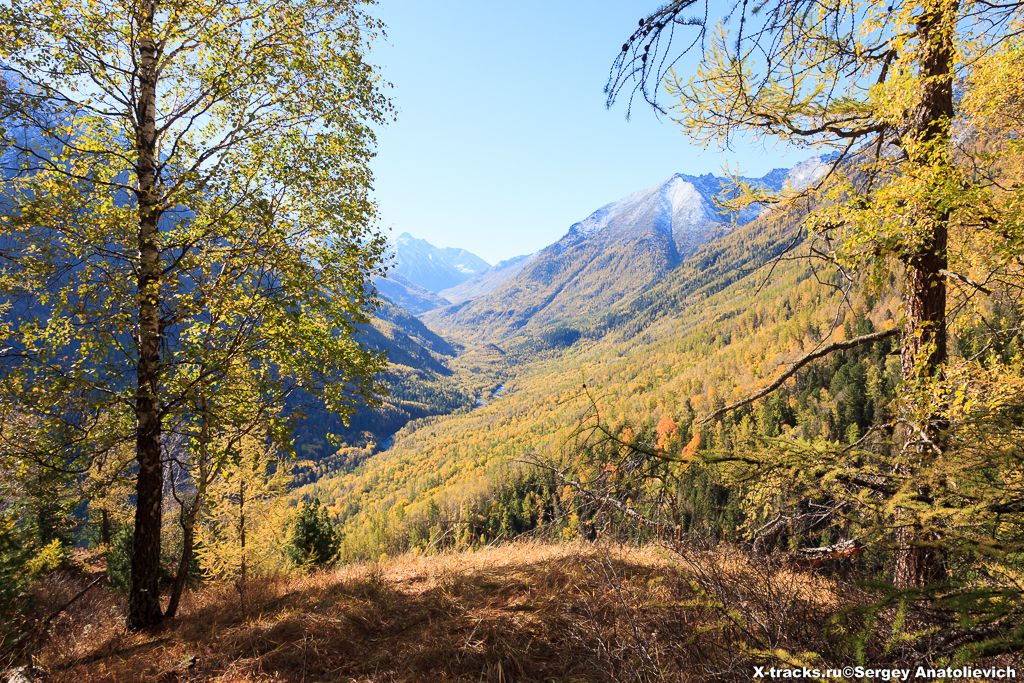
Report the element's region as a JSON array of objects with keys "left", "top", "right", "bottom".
[{"left": 2, "top": 1, "right": 1024, "bottom": 681}]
